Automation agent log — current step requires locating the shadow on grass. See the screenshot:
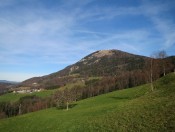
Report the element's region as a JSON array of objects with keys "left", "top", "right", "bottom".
[
  {"left": 69, "top": 103, "right": 78, "bottom": 108},
  {"left": 110, "top": 96, "right": 132, "bottom": 100}
]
